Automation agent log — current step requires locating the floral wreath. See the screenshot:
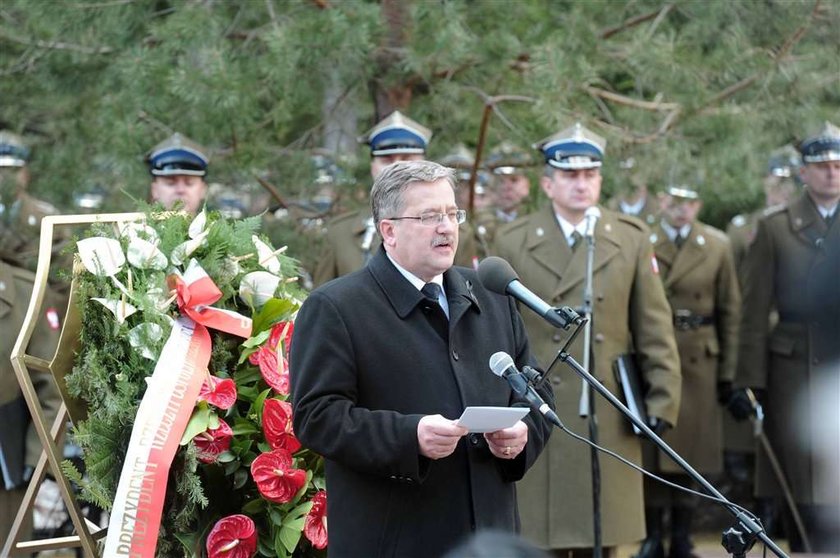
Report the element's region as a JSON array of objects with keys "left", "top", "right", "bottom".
[{"left": 63, "top": 209, "right": 327, "bottom": 557}]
